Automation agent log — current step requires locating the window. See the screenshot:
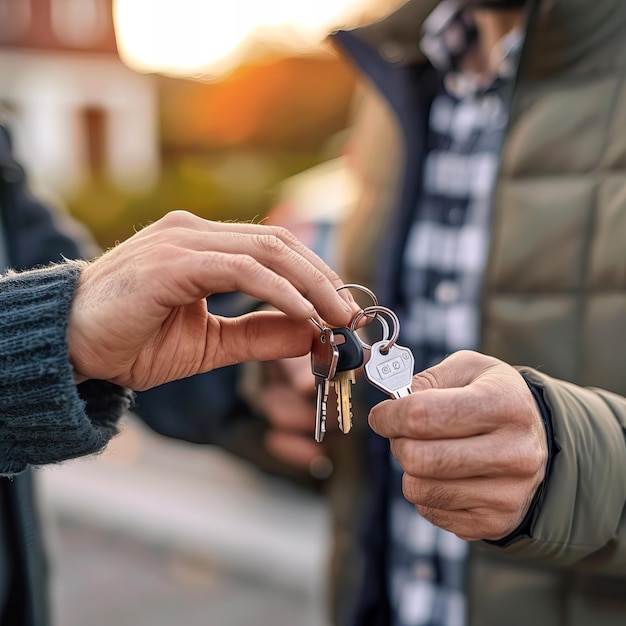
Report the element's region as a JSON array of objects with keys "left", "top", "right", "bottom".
[
  {"left": 51, "top": 0, "right": 107, "bottom": 48},
  {"left": 82, "top": 106, "right": 107, "bottom": 175}
]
